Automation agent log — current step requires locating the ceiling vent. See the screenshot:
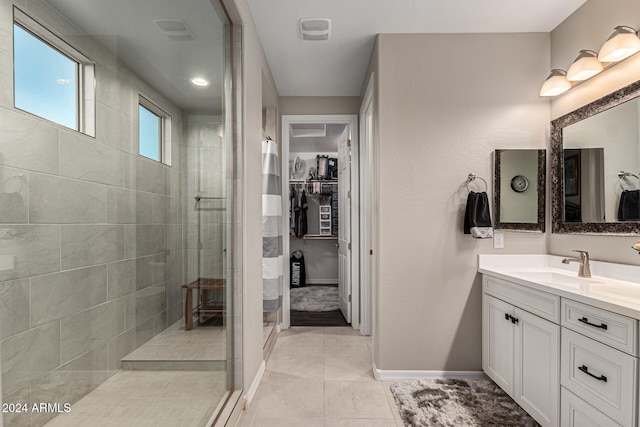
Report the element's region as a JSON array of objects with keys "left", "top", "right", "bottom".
[
  {"left": 153, "top": 19, "right": 194, "bottom": 41},
  {"left": 300, "top": 18, "right": 331, "bottom": 41}
]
